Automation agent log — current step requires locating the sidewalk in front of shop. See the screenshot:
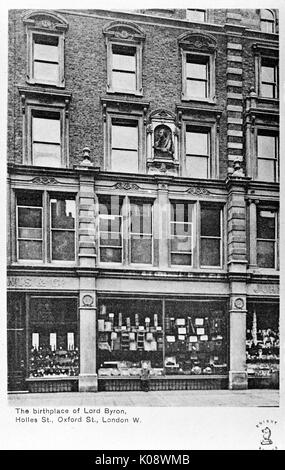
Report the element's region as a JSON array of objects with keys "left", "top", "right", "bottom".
[{"left": 7, "top": 389, "right": 279, "bottom": 407}]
